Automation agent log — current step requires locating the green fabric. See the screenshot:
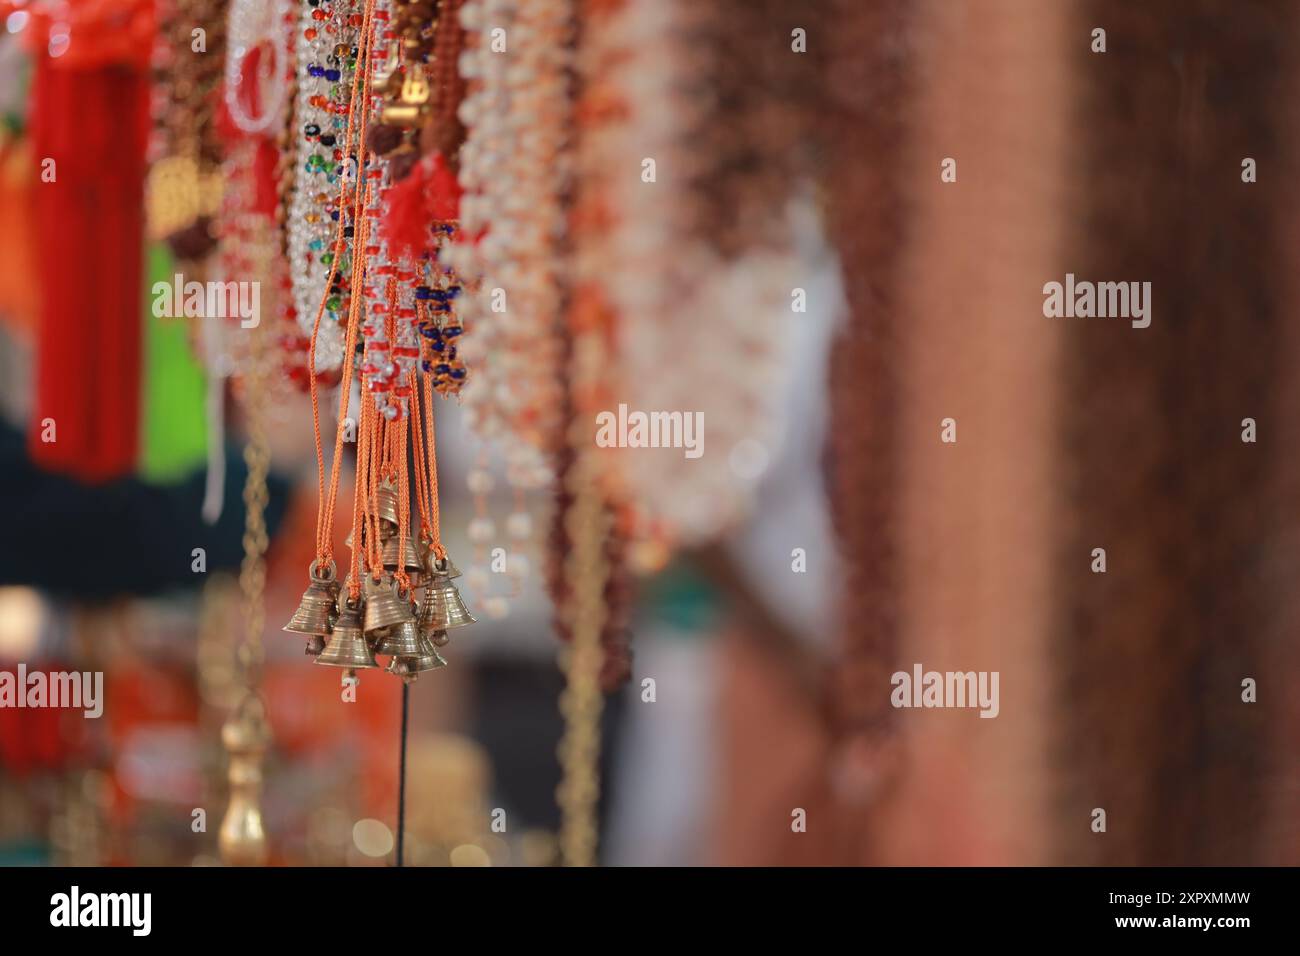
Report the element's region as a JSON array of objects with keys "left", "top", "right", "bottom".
[
  {"left": 640, "top": 561, "right": 723, "bottom": 634},
  {"left": 138, "top": 243, "right": 208, "bottom": 483}
]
